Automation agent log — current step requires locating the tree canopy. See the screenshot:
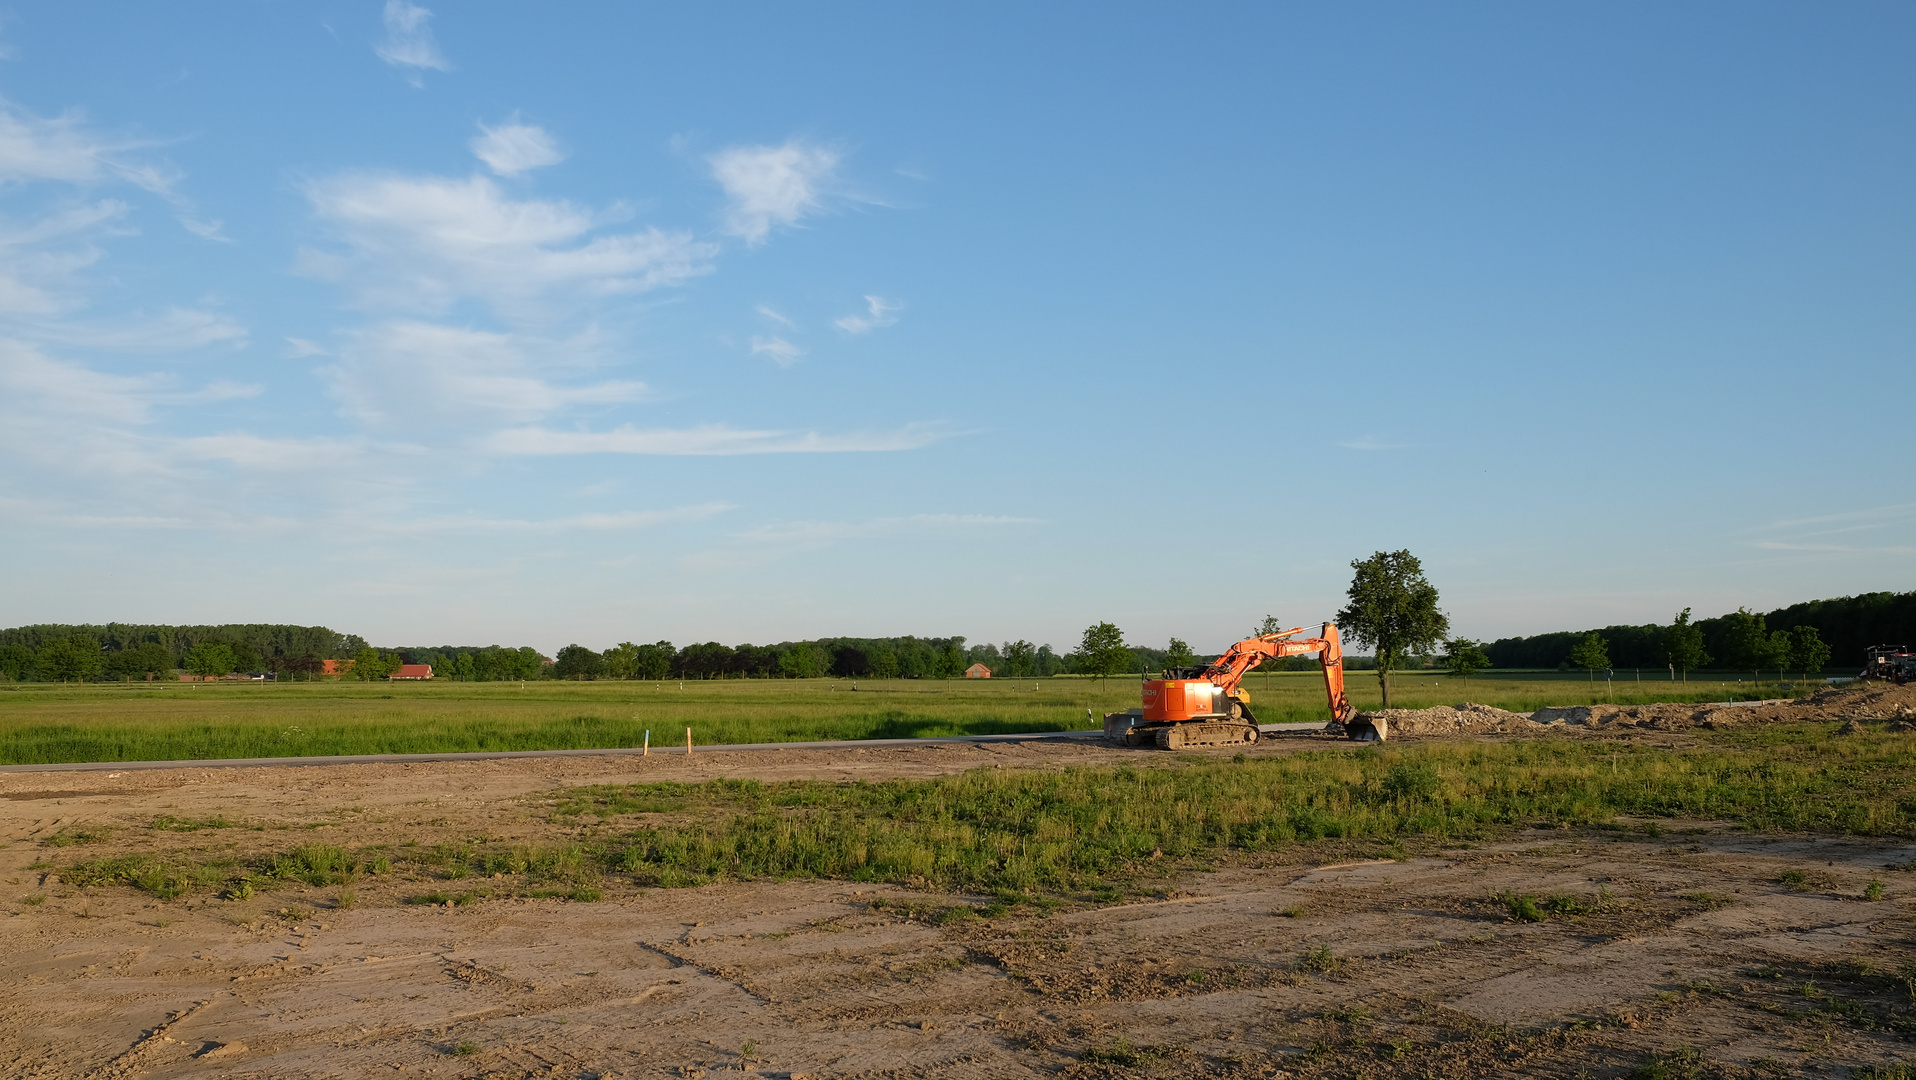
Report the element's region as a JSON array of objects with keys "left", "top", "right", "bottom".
[
  {"left": 1076, "top": 622, "right": 1131, "bottom": 687},
  {"left": 1336, "top": 550, "right": 1450, "bottom": 708},
  {"left": 1567, "top": 633, "right": 1610, "bottom": 681}
]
